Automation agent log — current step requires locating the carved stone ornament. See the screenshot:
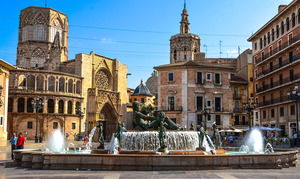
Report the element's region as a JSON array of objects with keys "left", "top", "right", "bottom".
[{"left": 95, "top": 70, "right": 110, "bottom": 90}]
